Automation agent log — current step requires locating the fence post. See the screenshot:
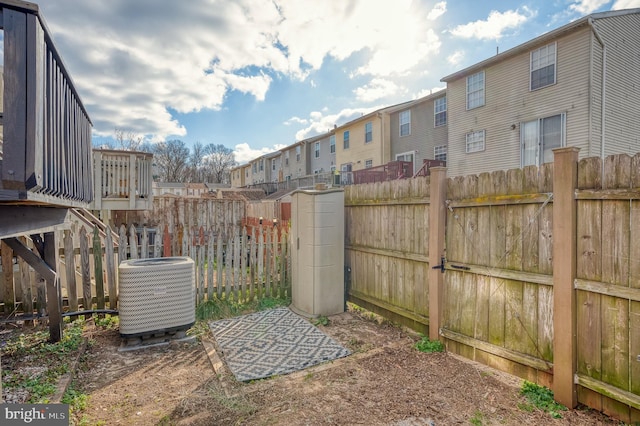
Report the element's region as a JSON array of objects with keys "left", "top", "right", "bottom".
[
  {"left": 44, "top": 232, "right": 62, "bottom": 343},
  {"left": 428, "top": 166, "right": 447, "bottom": 341},
  {"left": 552, "top": 147, "right": 579, "bottom": 408}
]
